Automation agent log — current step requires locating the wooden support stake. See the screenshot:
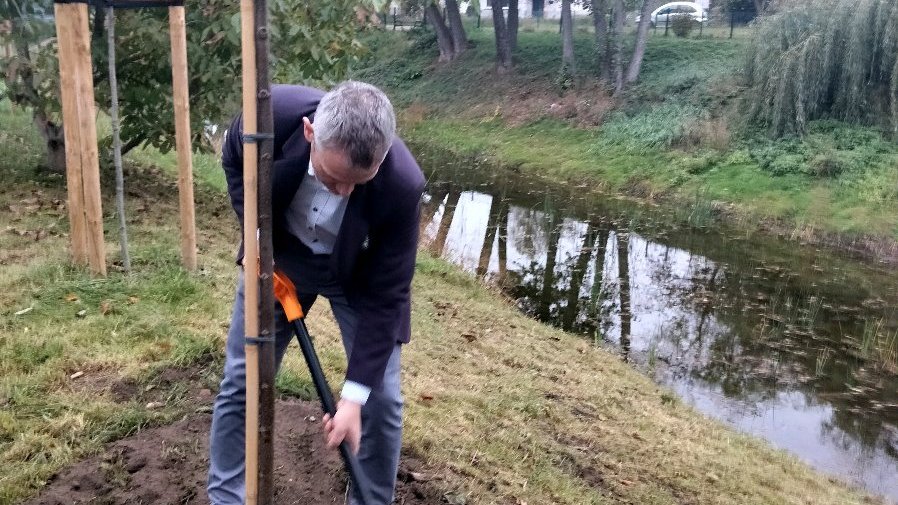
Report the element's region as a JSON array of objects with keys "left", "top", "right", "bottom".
[
  {"left": 169, "top": 5, "right": 197, "bottom": 271},
  {"left": 72, "top": 2, "right": 106, "bottom": 275},
  {"left": 60, "top": 2, "right": 106, "bottom": 275},
  {"left": 239, "top": 0, "right": 260, "bottom": 503},
  {"left": 54, "top": 3, "right": 88, "bottom": 266}
]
